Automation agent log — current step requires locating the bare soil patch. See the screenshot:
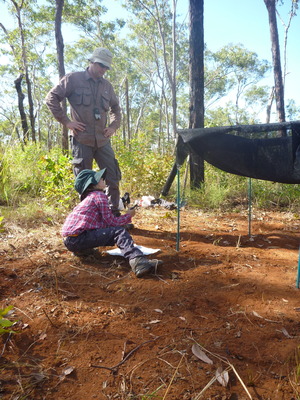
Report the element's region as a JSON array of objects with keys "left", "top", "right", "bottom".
[{"left": 1, "top": 208, "right": 300, "bottom": 400}]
